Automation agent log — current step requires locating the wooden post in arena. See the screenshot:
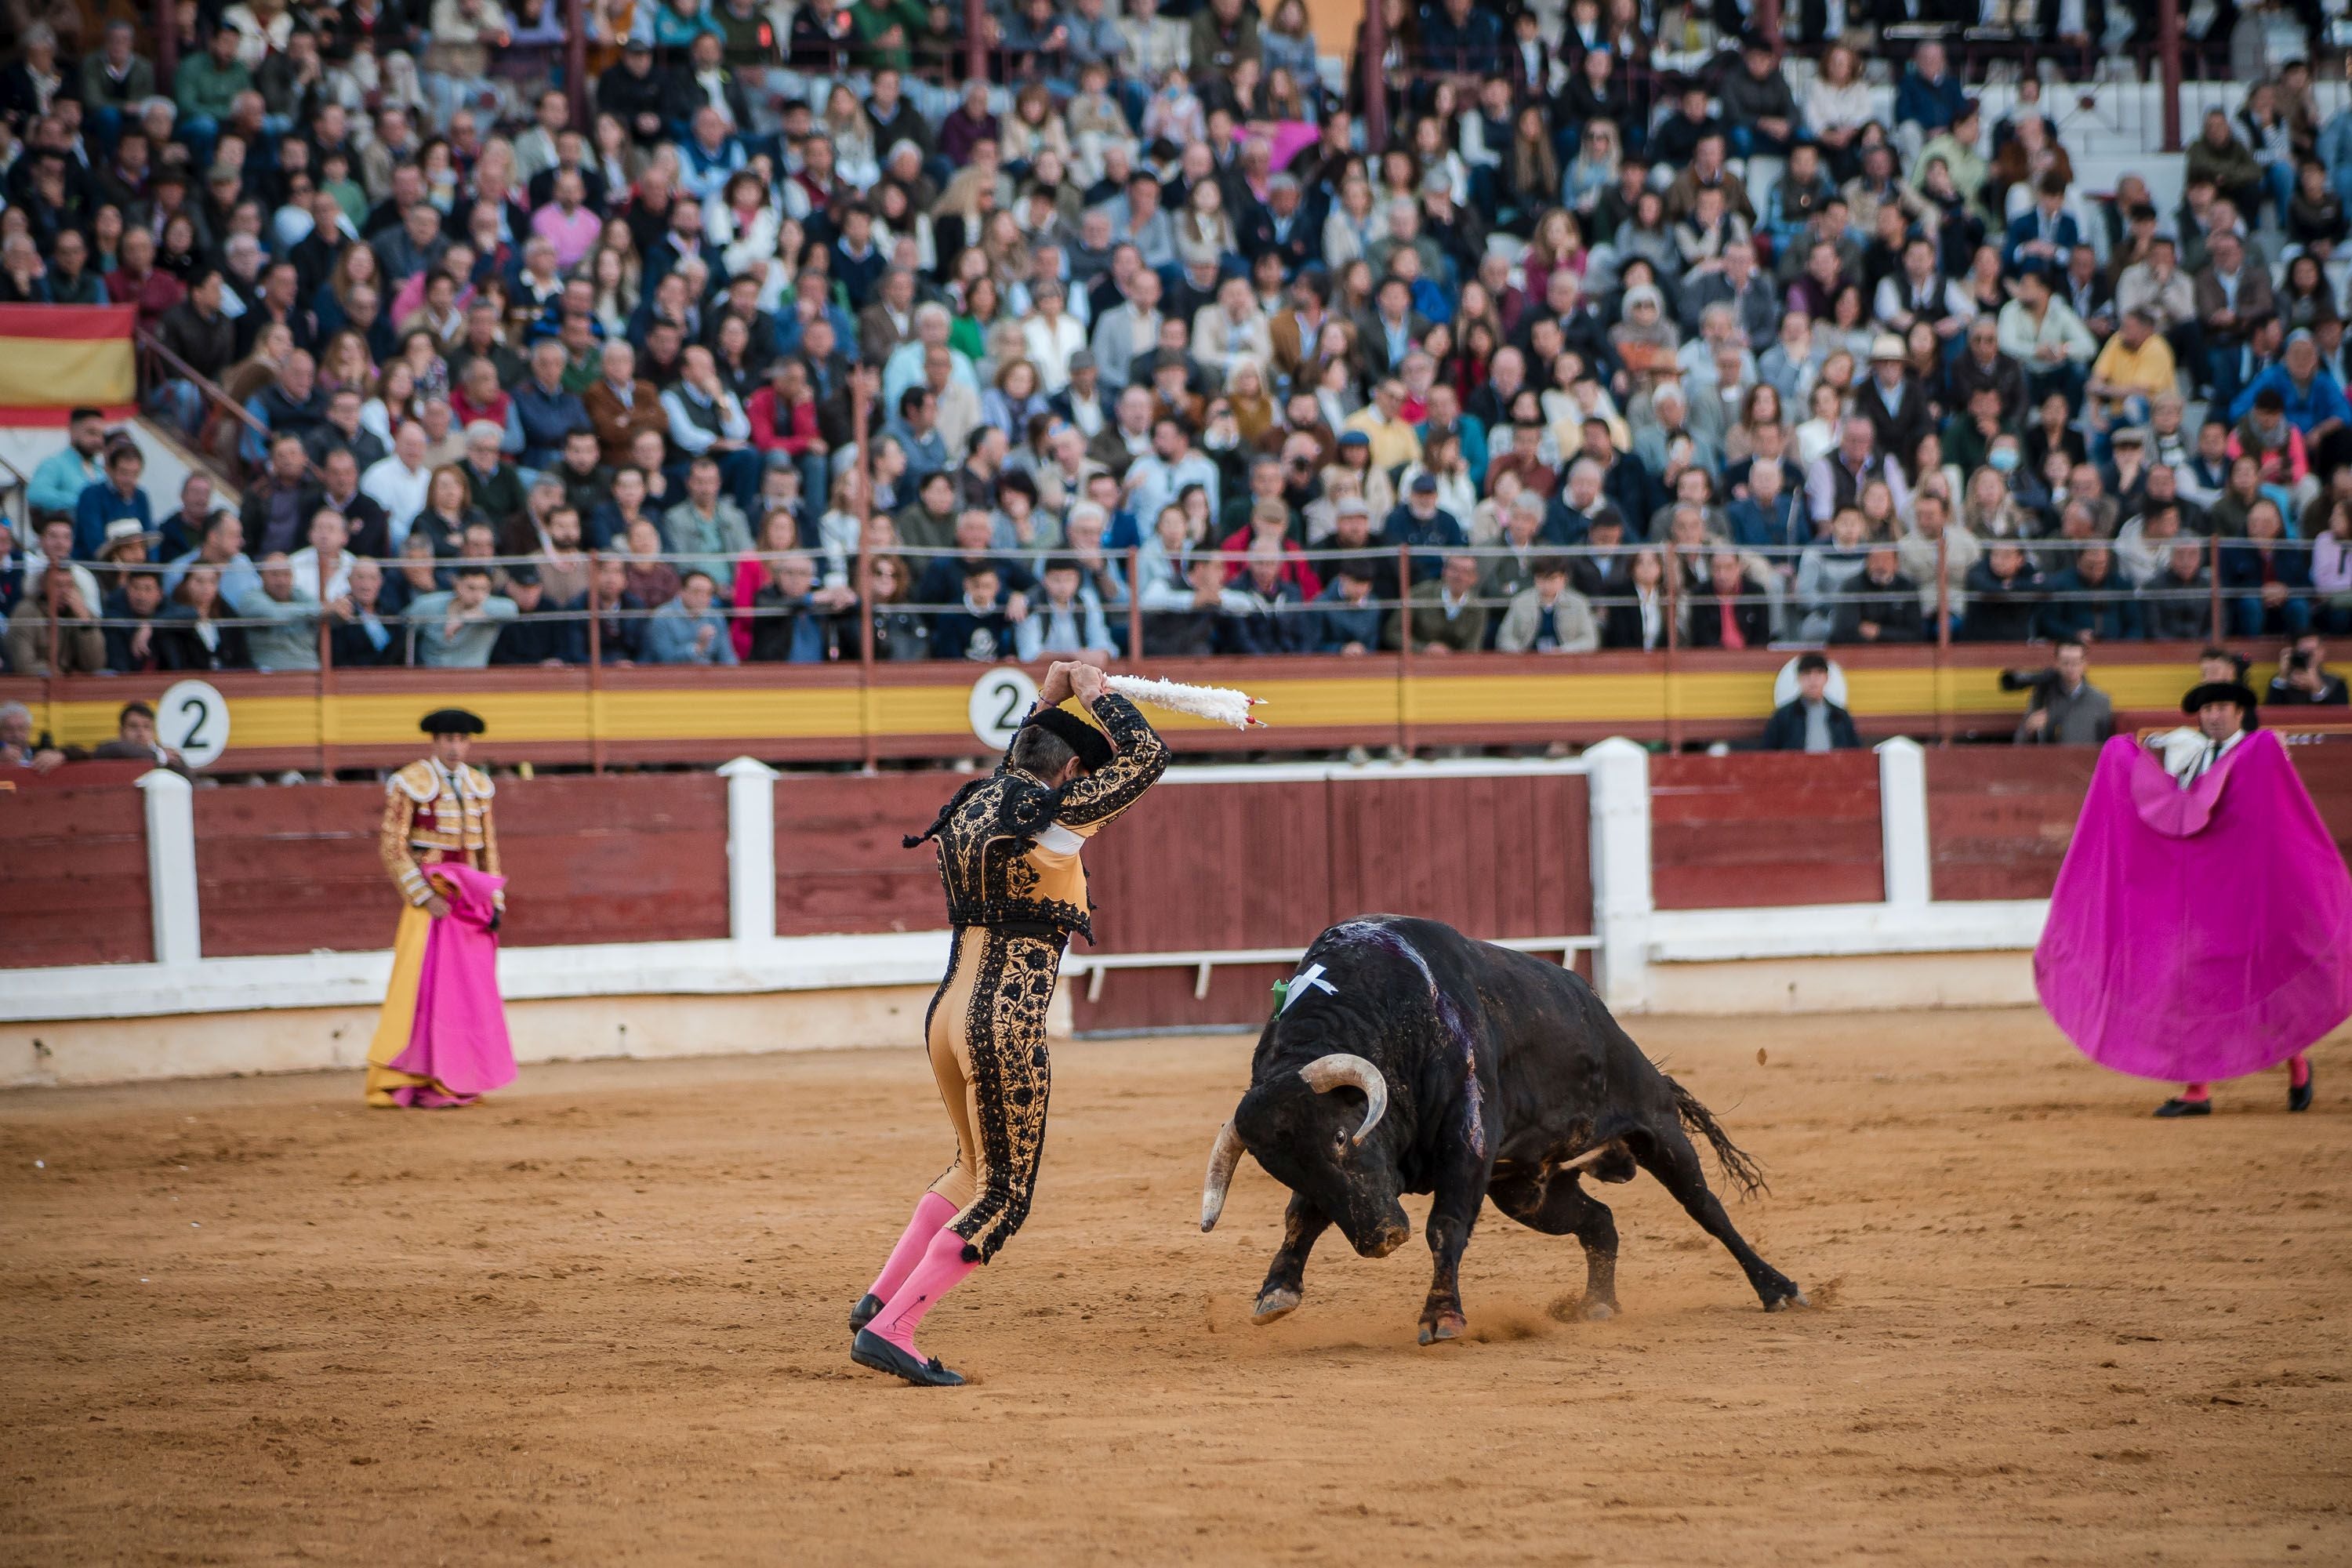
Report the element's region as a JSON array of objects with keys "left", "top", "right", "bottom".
[
  {"left": 1363, "top": 0, "right": 1389, "bottom": 151},
  {"left": 315, "top": 550, "right": 336, "bottom": 777},
  {"left": 1126, "top": 546, "right": 1144, "bottom": 661},
  {"left": 155, "top": 0, "right": 177, "bottom": 92},
  {"left": 2158, "top": 0, "right": 2183, "bottom": 152},
  {"left": 1662, "top": 544, "right": 1682, "bottom": 753},
  {"left": 565, "top": 0, "right": 590, "bottom": 129},
  {"left": 851, "top": 372, "right": 880, "bottom": 773},
  {"left": 845, "top": 369, "right": 881, "bottom": 772},
  {"left": 2208, "top": 535, "right": 2223, "bottom": 642},
  {"left": 42, "top": 569, "right": 60, "bottom": 731},
  {"left": 1396, "top": 542, "right": 1414, "bottom": 756},
  {"left": 45, "top": 564, "right": 61, "bottom": 680},
  {"left": 851, "top": 367, "right": 874, "bottom": 526},
  {"left": 1934, "top": 531, "right": 1954, "bottom": 746},
  {"left": 586, "top": 550, "right": 606, "bottom": 775}
]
